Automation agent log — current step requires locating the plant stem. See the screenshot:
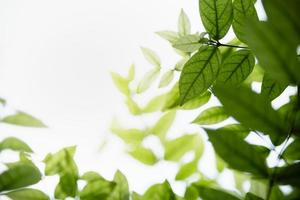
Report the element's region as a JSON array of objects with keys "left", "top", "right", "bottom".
[{"left": 216, "top": 42, "right": 249, "bottom": 49}]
